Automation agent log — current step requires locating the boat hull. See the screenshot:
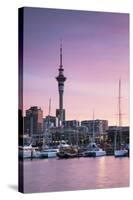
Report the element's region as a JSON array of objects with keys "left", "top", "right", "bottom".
[
  {"left": 19, "top": 151, "right": 32, "bottom": 159},
  {"left": 40, "top": 151, "right": 57, "bottom": 158},
  {"left": 19, "top": 150, "right": 41, "bottom": 159},
  {"left": 83, "top": 150, "right": 106, "bottom": 157},
  {"left": 114, "top": 150, "right": 128, "bottom": 157},
  {"left": 57, "top": 152, "right": 78, "bottom": 159}
]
